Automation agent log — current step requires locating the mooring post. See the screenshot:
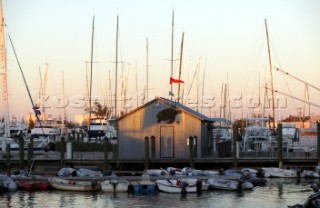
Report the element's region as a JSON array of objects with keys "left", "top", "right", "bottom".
[
  {"left": 317, "top": 122, "right": 320, "bottom": 166},
  {"left": 30, "top": 137, "right": 34, "bottom": 159},
  {"left": 27, "top": 143, "right": 32, "bottom": 167},
  {"left": 66, "top": 141, "right": 73, "bottom": 159},
  {"left": 189, "top": 136, "right": 194, "bottom": 168},
  {"left": 277, "top": 123, "right": 283, "bottom": 168},
  {"left": 6, "top": 143, "right": 11, "bottom": 176},
  {"left": 232, "top": 124, "right": 238, "bottom": 168},
  {"left": 104, "top": 138, "right": 109, "bottom": 173},
  {"left": 111, "top": 139, "right": 118, "bottom": 160},
  {"left": 19, "top": 138, "right": 24, "bottom": 170},
  {"left": 144, "top": 136, "right": 150, "bottom": 170},
  {"left": 151, "top": 136, "right": 156, "bottom": 159},
  {"left": 60, "top": 137, "right": 65, "bottom": 168},
  {"left": 196, "top": 180, "right": 202, "bottom": 196}
]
